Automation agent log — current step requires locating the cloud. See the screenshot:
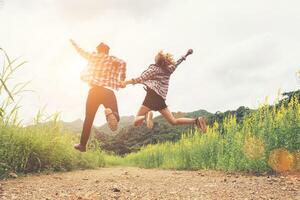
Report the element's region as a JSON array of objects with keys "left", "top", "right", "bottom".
[
  {"left": 54, "top": 0, "right": 172, "bottom": 21},
  {"left": 165, "top": 33, "right": 295, "bottom": 113},
  {"left": 0, "top": 0, "right": 4, "bottom": 10},
  {"left": 211, "top": 34, "right": 283, "bottom": 86}
]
